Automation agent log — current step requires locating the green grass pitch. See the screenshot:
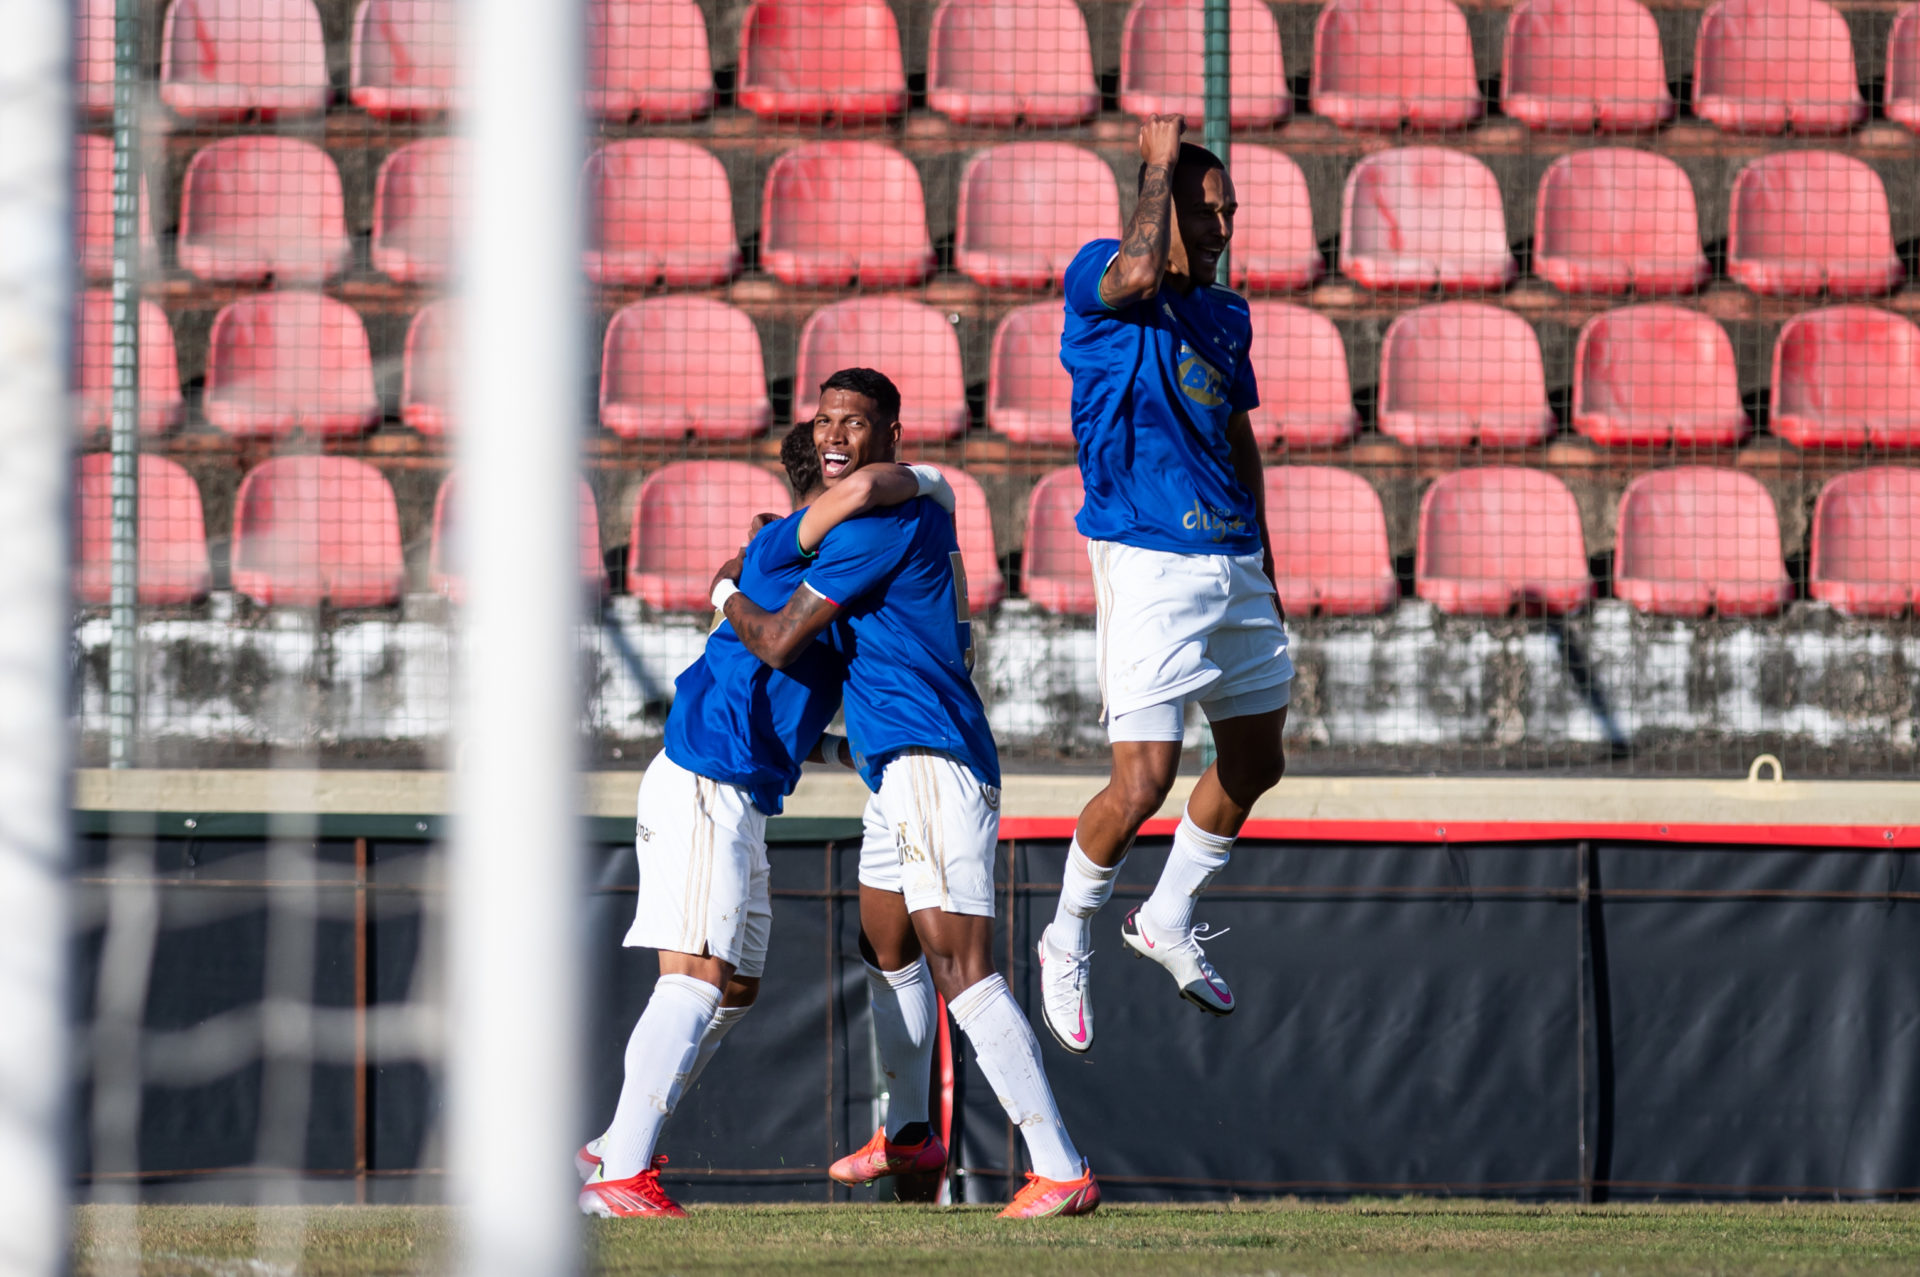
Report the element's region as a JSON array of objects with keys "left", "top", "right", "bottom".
[{"left": 70, "top": 1200, "right": 1920, "bottom": 1275}]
